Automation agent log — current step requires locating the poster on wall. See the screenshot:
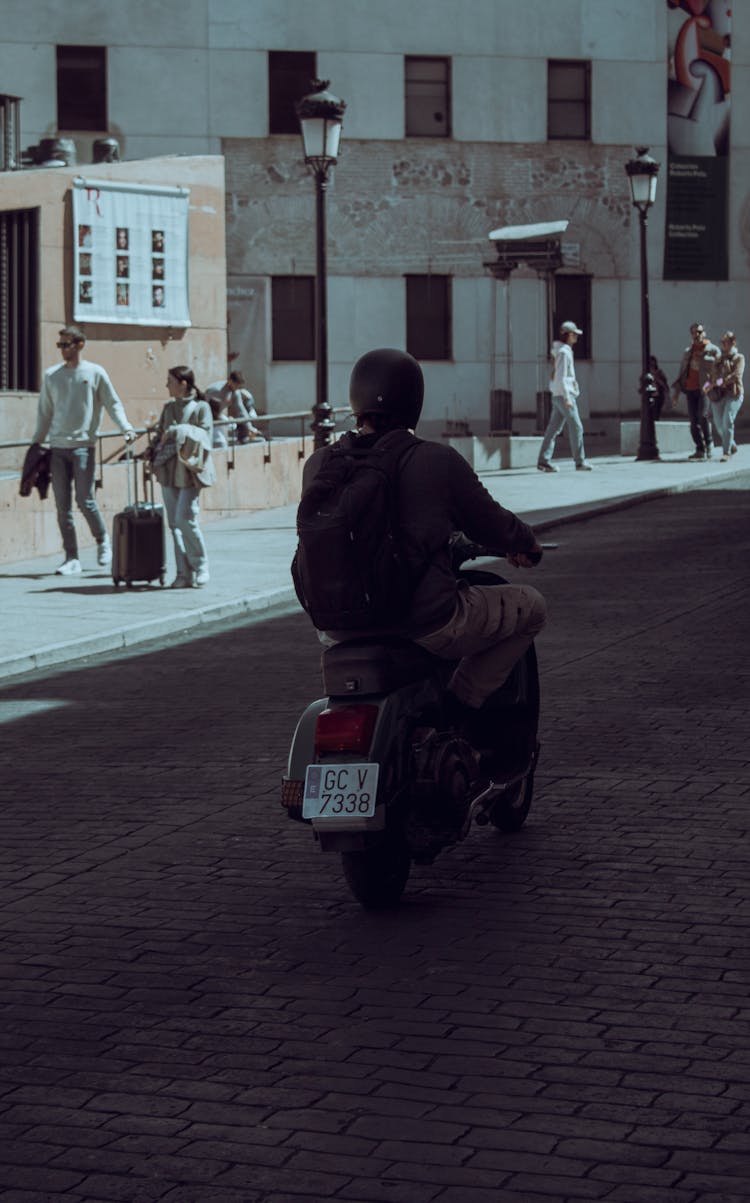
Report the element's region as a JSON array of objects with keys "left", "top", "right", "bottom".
[
  {"left": 72, "top": 178, "right": 191, "bottom": 326},
  {"left": 664, "top": 1, "right": 731, "bottom": 281}
]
